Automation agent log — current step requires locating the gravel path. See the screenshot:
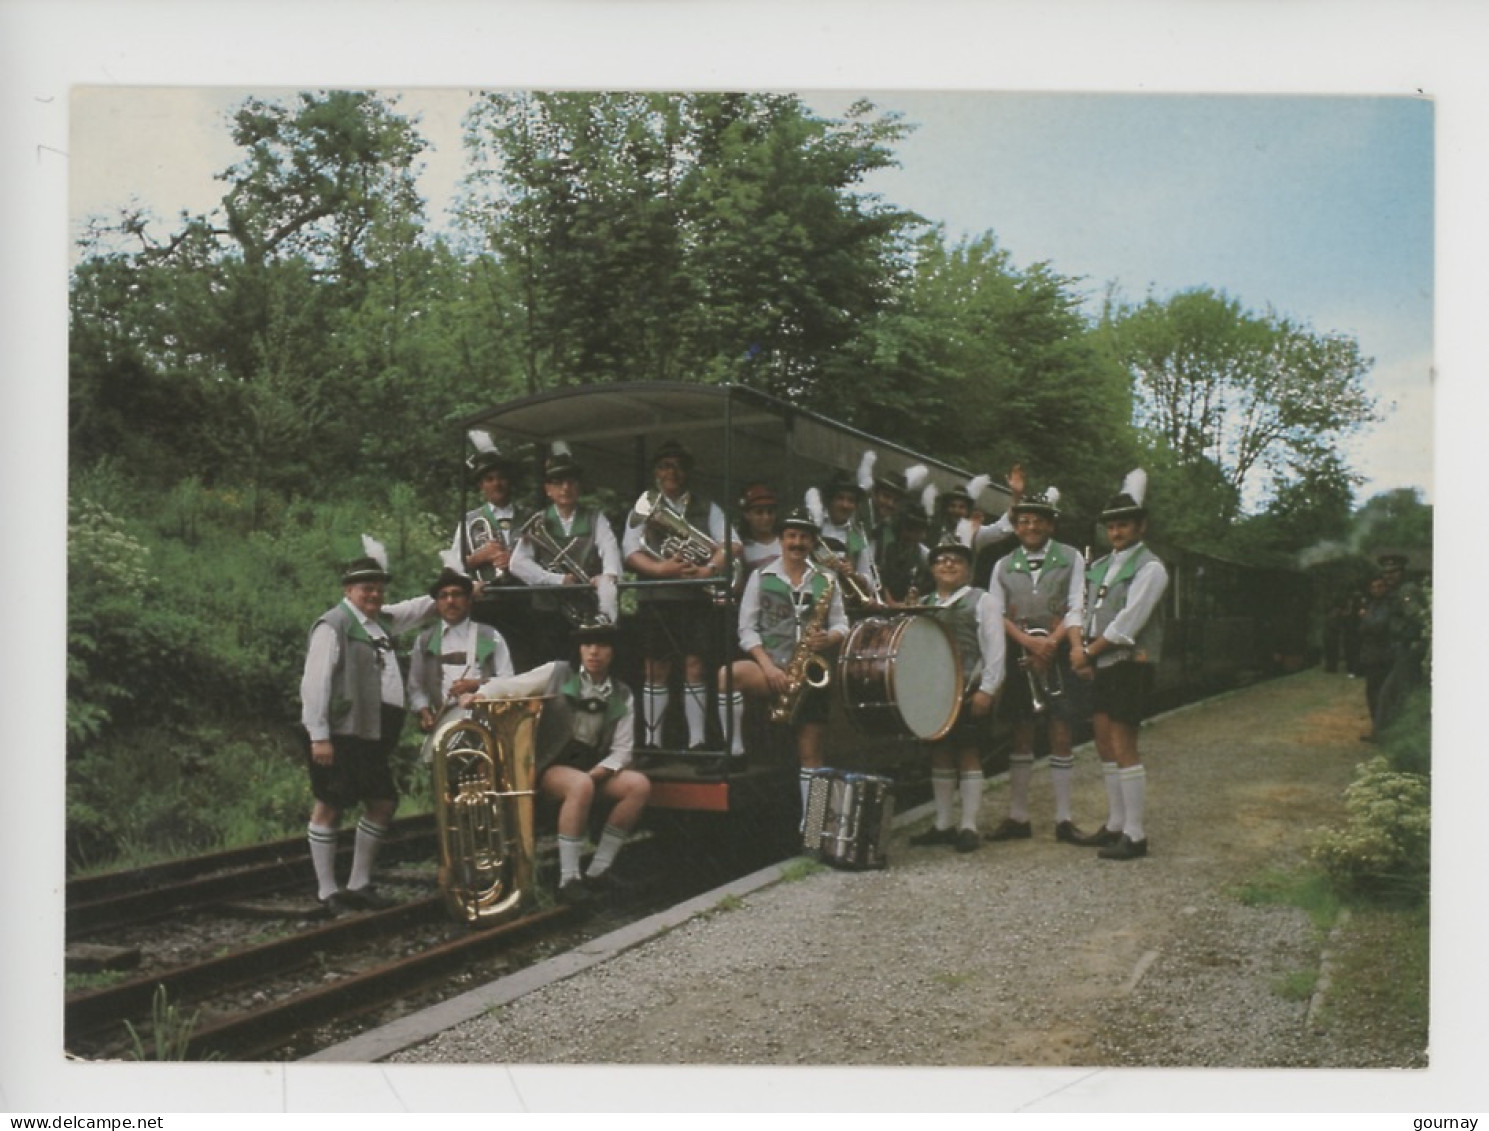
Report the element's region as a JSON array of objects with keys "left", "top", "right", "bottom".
[{"left": 388, "top": 671, "right": 1403, "bottom": 1069}]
